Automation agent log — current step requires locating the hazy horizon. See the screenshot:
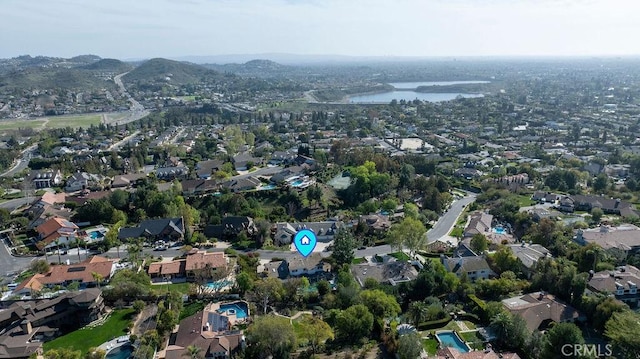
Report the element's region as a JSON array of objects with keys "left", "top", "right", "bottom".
[{"left": 2, "top": 0, "right": 640, "bottom": 60}]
